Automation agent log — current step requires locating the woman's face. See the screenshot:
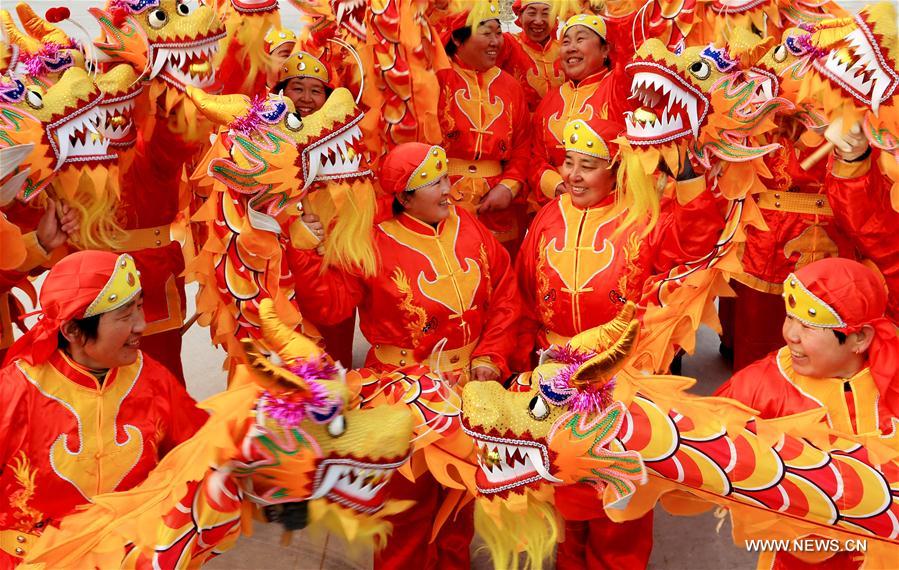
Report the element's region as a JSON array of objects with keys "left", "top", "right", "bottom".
[
  {"left": 401, "top": 175, "right": 452, "bottom": 224},
  {"left": 520, "top": 4, "right": 552, "bottom": 45},
  {"left": 561, "top": 151, "right": 615, "bottom": 208},
  {"left": 560, "top": 25, "right": 607, "bottom": 82},
  {"left": 455, "top": 20, "right": 504, "bottom": 72},
  {"left": 66, "top": 296, "right": 146, "bottom": 370},
  {"left": 282, "top": 77, "right": 328, "bottom": 116},
  {"left": 782, "top": 316, "right": 863, "bottom": 378}
]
